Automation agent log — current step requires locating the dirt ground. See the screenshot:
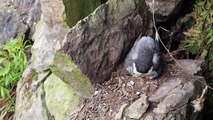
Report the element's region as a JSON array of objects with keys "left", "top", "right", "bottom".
[{"left": 71, "top": 62, "right": 181, "bottom": 120}]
